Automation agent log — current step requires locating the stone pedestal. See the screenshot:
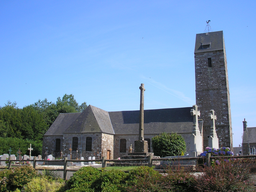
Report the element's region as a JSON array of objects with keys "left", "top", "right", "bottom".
[{"left": 135, "top": 140, "right": 148, "bottom": 153}]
